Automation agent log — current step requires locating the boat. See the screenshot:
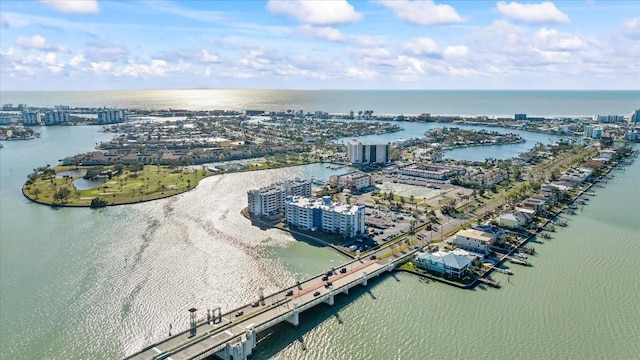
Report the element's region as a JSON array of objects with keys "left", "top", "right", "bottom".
[
  {"left": 514, "top": 253, "right": 528, "bottom": 260},
  {"left": 310, "top": 177, "right": 325, "bottom": 185},
  {"left": 494, "top": 267, "right": 513, "bottom": 275},
  {"left": 508, "top": 257, "right": 529, "bottom": 266}
]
